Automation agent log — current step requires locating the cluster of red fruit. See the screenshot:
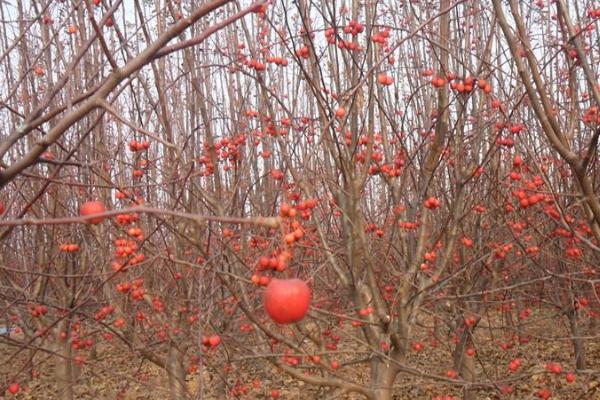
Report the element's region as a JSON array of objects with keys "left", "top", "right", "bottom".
[
  {"left": 583, "top": 106, "right": 600, "bottom": 125},
  {"left": 59, "top": 243, "right": 80, "bottom": 252},
  {"left": 112, "top": 236, "right": 145, "bottom": 272},
  {"left": 265, "top": 56, "right": 288, "bottom": 66},
  {"left": 116, "top": 278, "right": 144, "bottom": 303},
  {"left": 128, "top": 139, "right": 150, "bottom": 152},
  {"left": 588, "top": 8, "right": 600, "bottom": 18},
  {"left": 377, "top": 73, "right": 394, "bottom": 86},
  {"left": 449, "top": 76, "right": 476, "bottom": 93},
  {"left": 116, "top": 212, "right": 139, "bottom": 225},
  {"left": 371, "top": 27, "right": 391, "bottom": 45},
  {"left": 325, "top": 21, "right": 363, "bottom": 50},
  {"left": 29, "top": 304, "right": 48, "bottom": 318},
  {"left": 245, "top": 58, "right": 266, "bottom": 71},
  {"left": 399, "top": 220, "right": 419, "bottom": 230},
  {"left": 201, "top": 334, "right": 221, "bottom": 348},
  {"left": 295, "top": 46, "right": 310, "bottom": 59},
  {"left": 424, "top": 196, "right": 441, "bottom": 209},
  {"left": 260, "top": 199, "right": 312, "bottom": 324},
  {"left": 365, "top": 223, "right": 385, "bottom": 238},
  {"left": 94, "top": 305, "right": 115, "bottom": 321},
  {"left": 427, "top": 72, "right": 494, "bottom": 97},
  {"left": 343, "top": 20, "right": 364, "bottom": 35}
]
